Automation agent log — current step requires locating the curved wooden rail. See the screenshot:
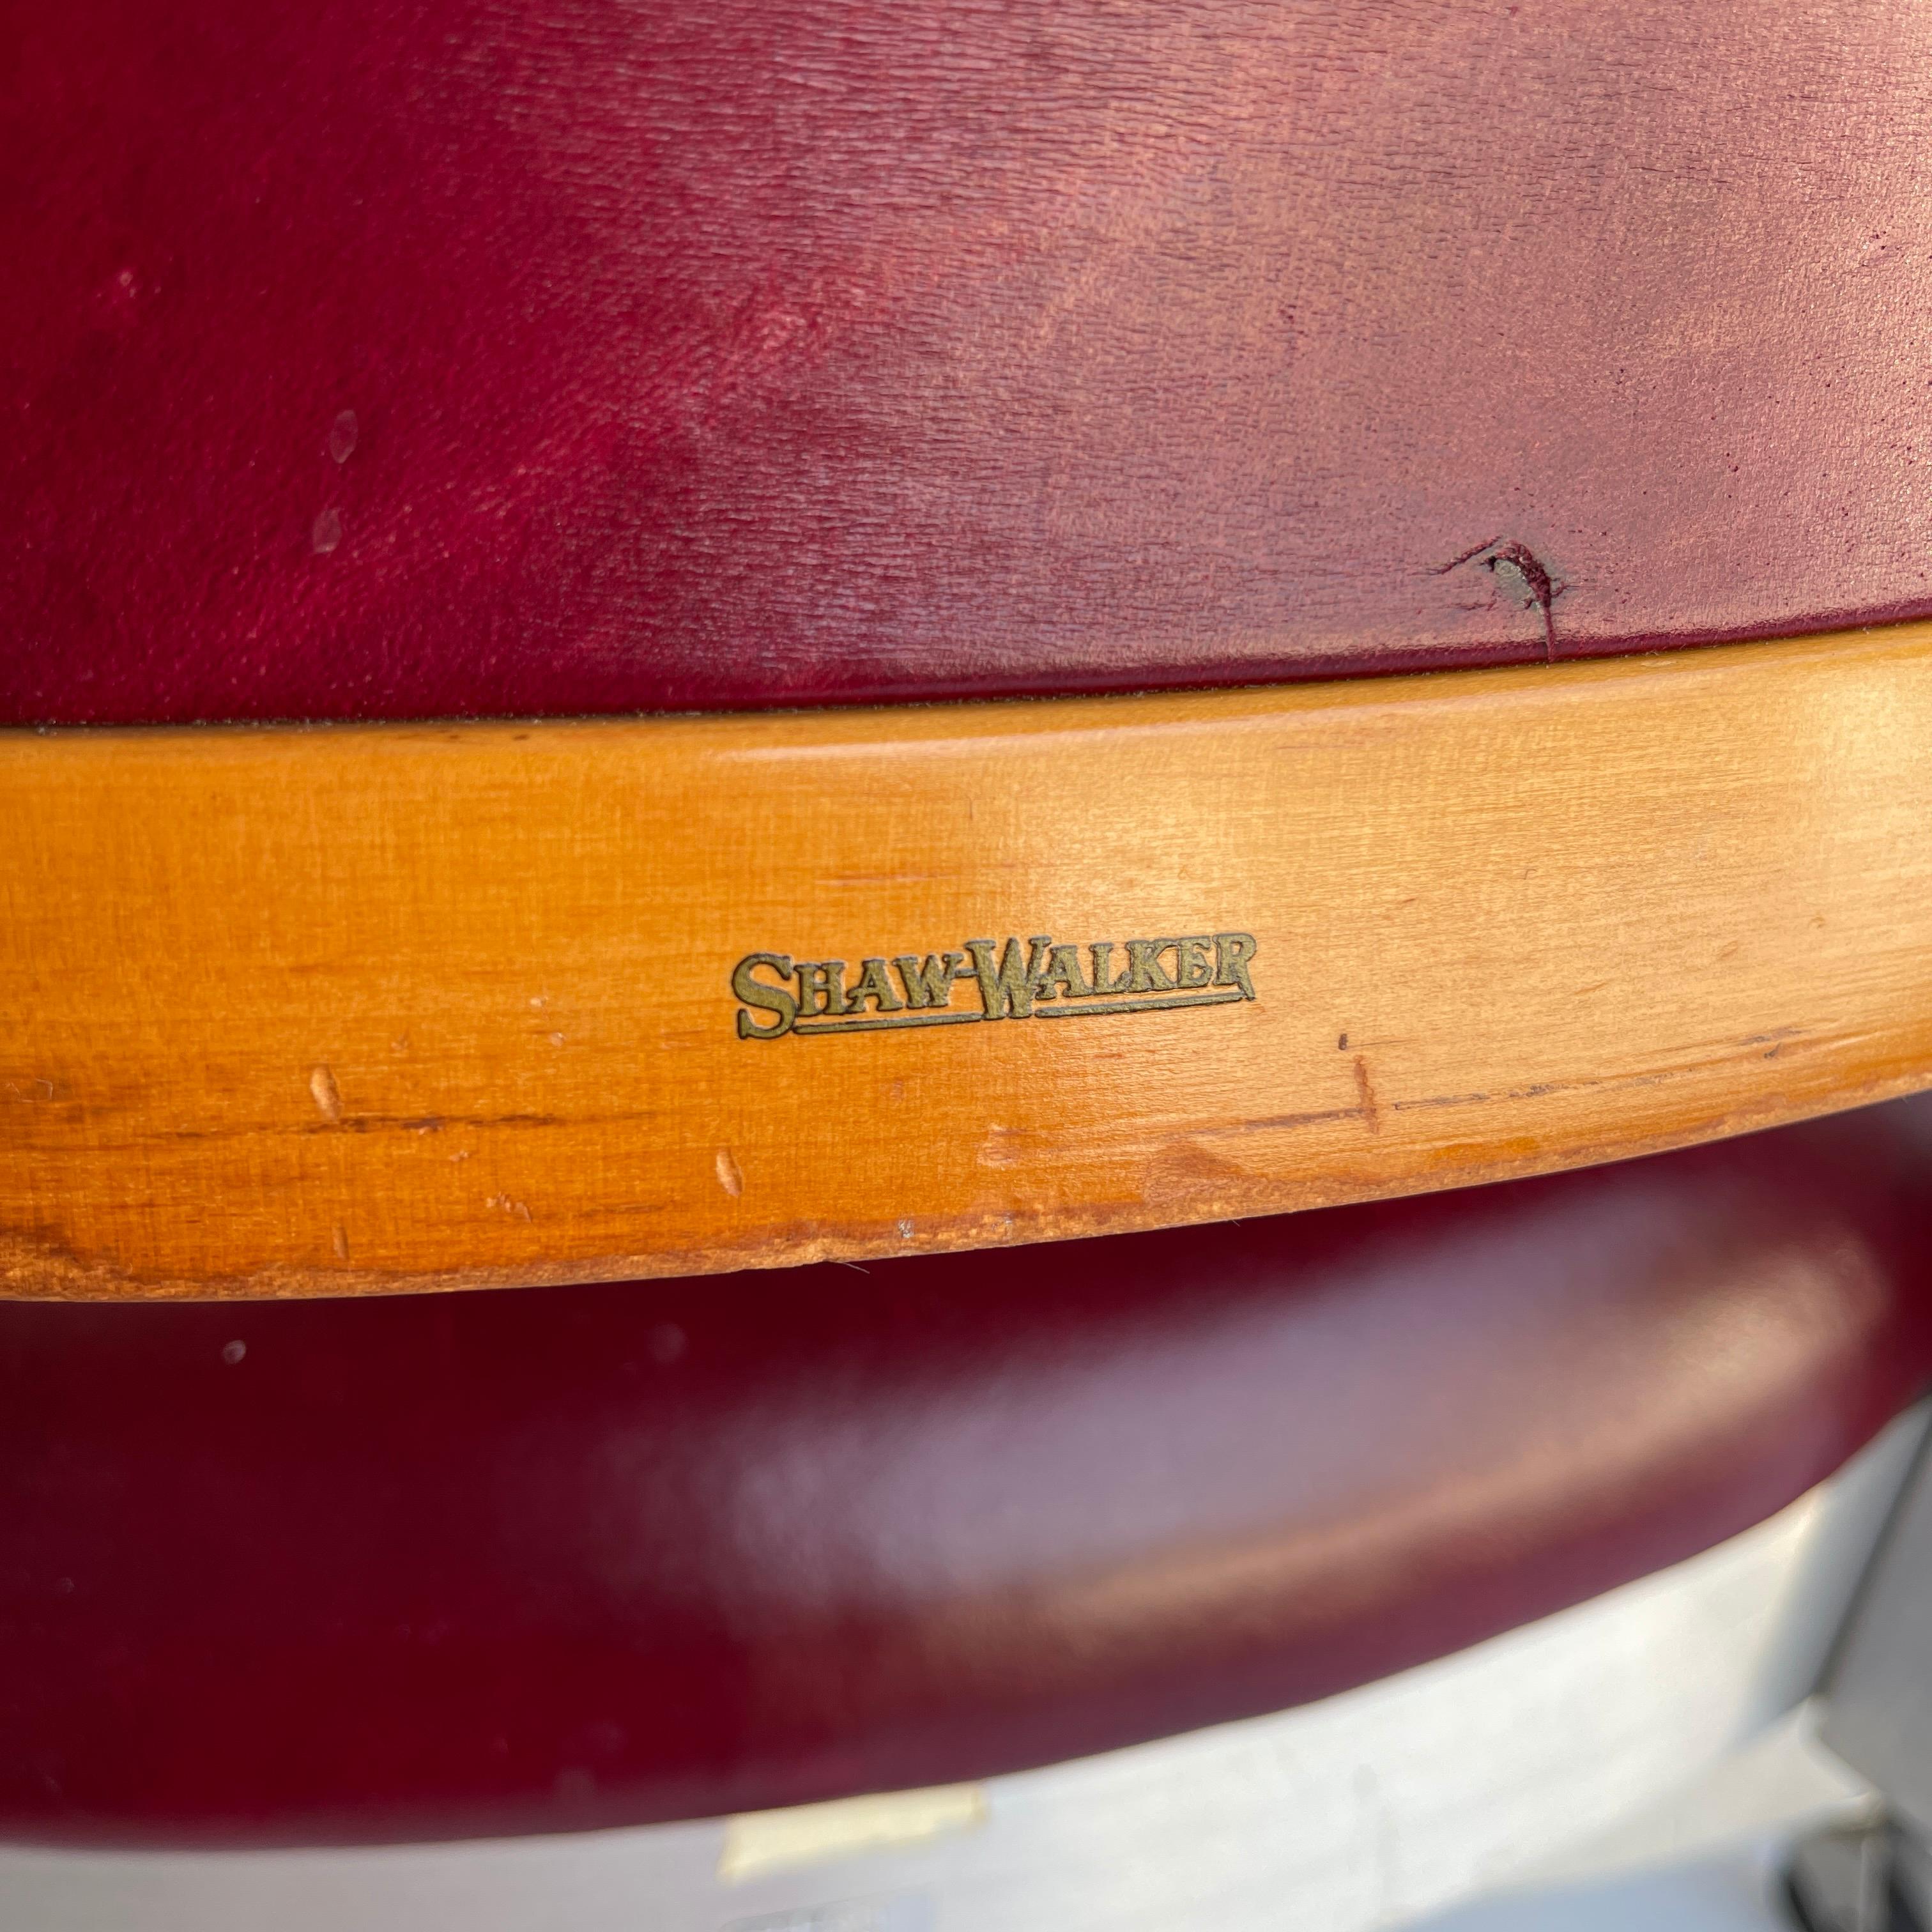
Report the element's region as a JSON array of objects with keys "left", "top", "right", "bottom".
[{"left": 6, "top": 624, "right": 1932, "bottom": 1300}]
